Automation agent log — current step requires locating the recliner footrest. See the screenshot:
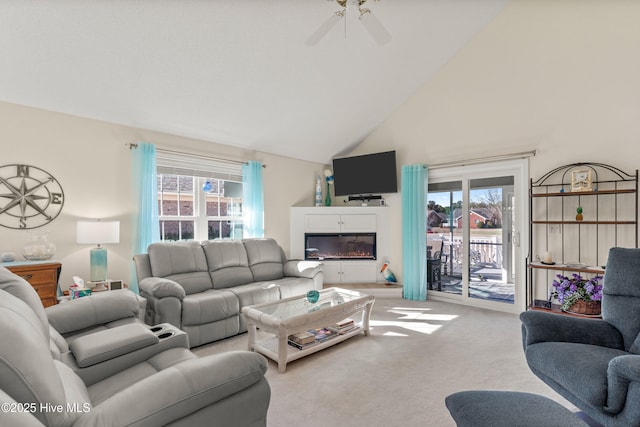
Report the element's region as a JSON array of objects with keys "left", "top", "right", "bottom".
[
  {"left": 70, "top": 323, "right": 159, "bottom": 367},
  {"left": 445, "top": 391, "right": 587, "bottom": 427}
]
